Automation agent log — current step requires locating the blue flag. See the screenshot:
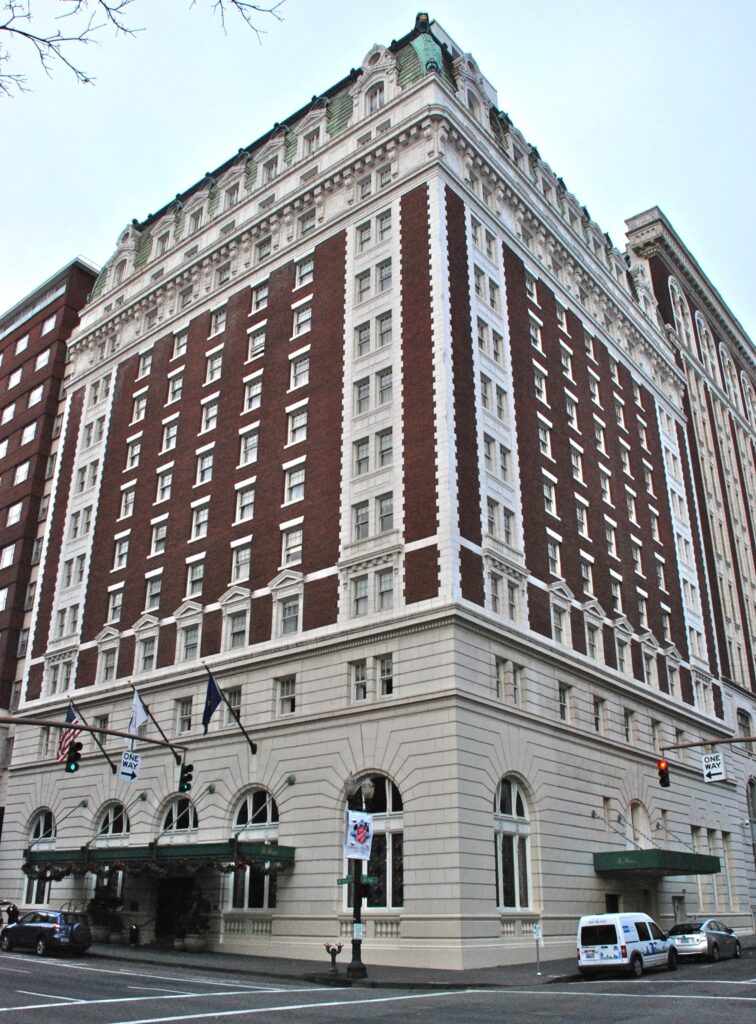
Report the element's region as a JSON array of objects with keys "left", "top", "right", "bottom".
[{"left": 202, "top": 670, "right": 223, "bottom": 734}]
